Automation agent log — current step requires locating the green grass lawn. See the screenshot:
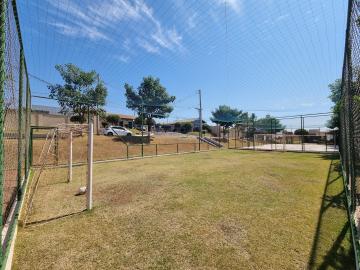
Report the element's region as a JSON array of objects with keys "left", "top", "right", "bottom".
[{"left": 13, "top": 150, "right": 354, "bottom": 269}]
